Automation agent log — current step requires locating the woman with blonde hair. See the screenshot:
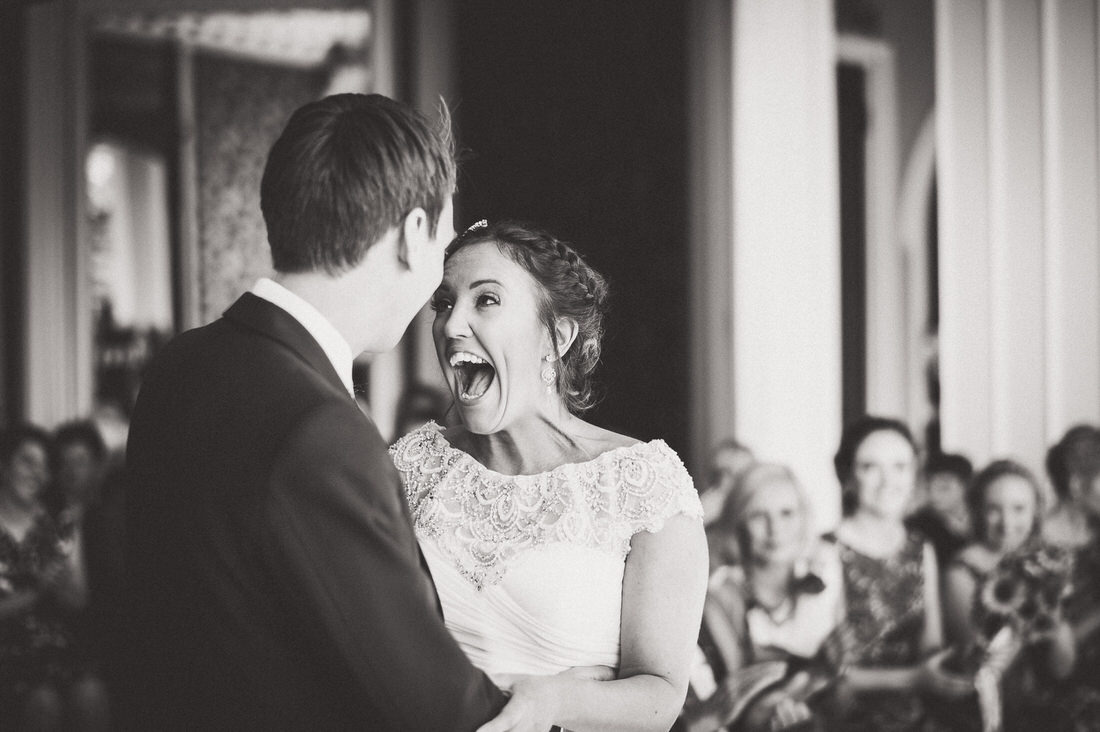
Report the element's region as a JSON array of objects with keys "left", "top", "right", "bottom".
[{"left": 682, "top": 462, "right": 843, "bottom": 732}]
